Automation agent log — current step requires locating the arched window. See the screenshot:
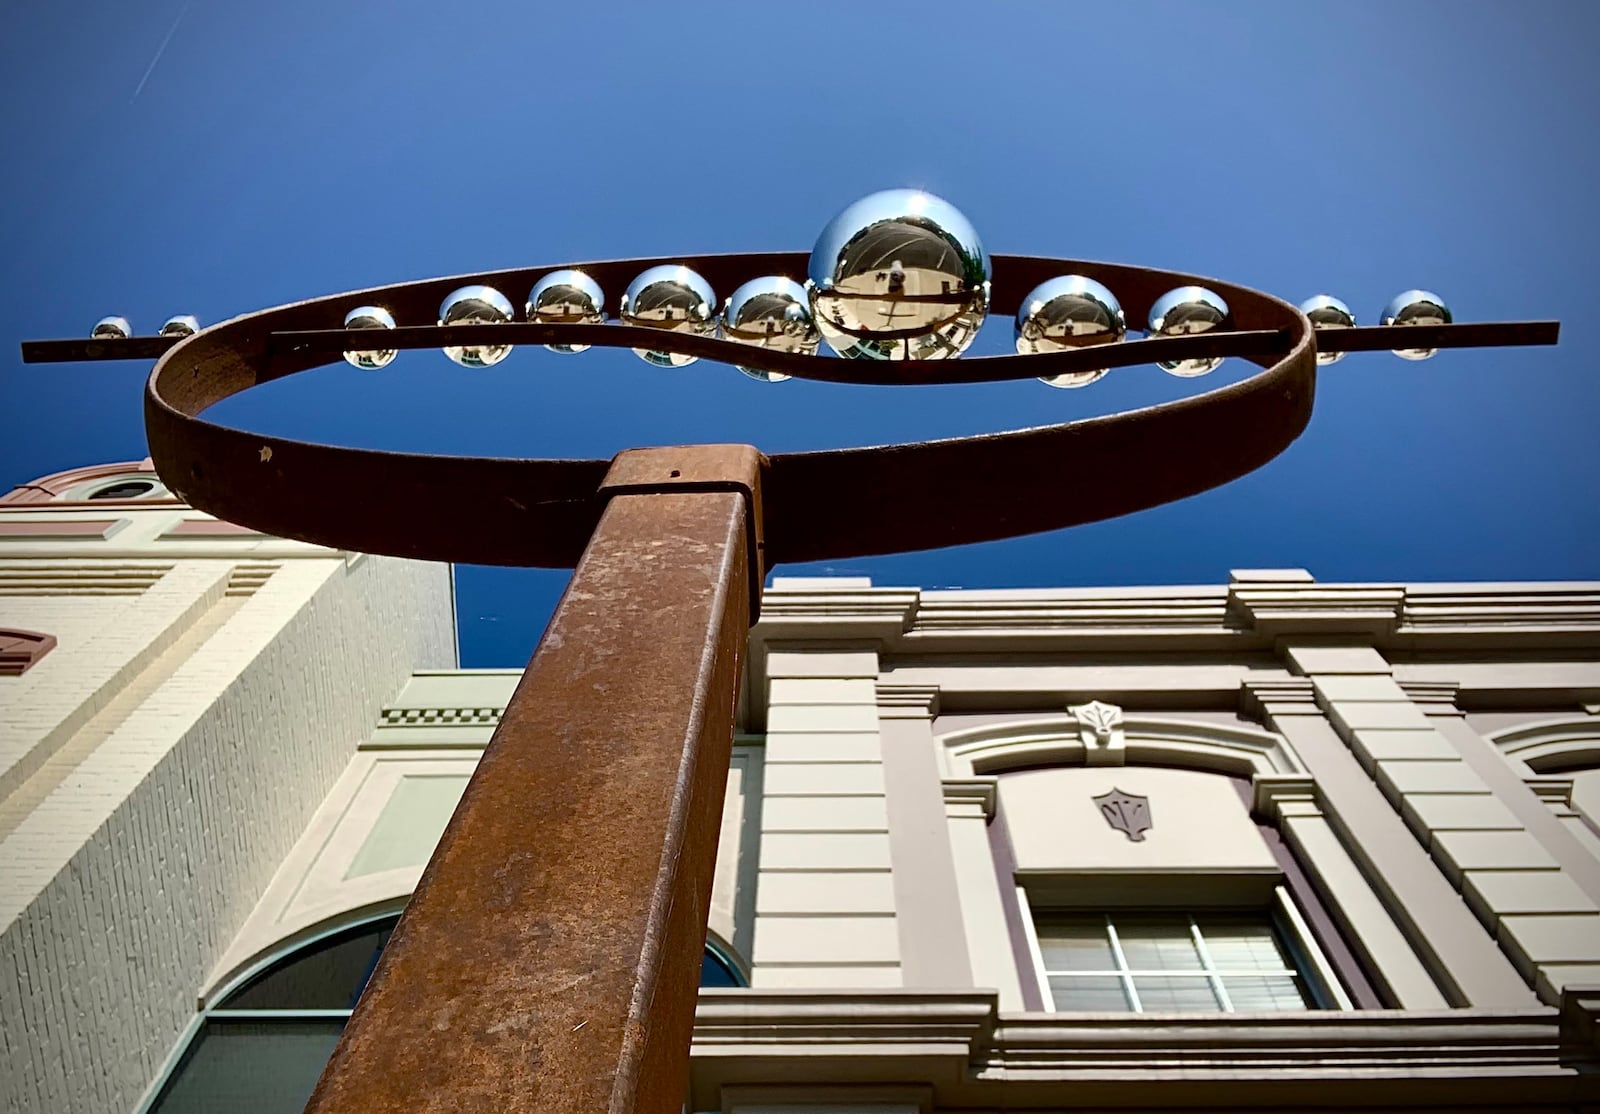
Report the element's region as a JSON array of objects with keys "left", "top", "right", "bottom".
[{"left": 146, "top": 914, "right": 745, "bottom": 1113}]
